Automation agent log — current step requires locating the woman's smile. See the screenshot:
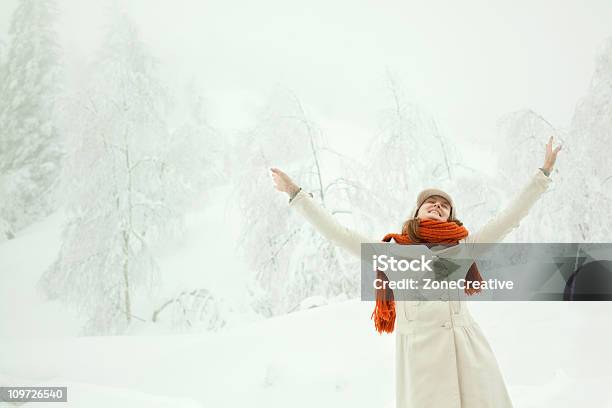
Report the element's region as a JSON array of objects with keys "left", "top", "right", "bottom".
[{"left": 416, "top": 195, "right": 452, "bottom": 221}]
